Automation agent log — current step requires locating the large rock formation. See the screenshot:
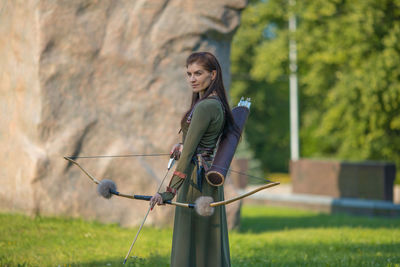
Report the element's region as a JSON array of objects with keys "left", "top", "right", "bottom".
[{"left": 0, "top": 0, "right": 247, "bottom": 228}]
